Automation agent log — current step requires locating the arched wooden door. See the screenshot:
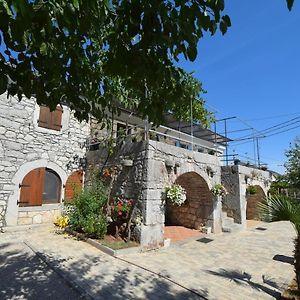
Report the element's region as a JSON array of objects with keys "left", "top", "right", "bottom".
[
  {"left": 64, "top": 171, "right": 84, "bottom": 203},
  {"left": 19, "top": 168, "right": 61, "bottom": 206}
]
